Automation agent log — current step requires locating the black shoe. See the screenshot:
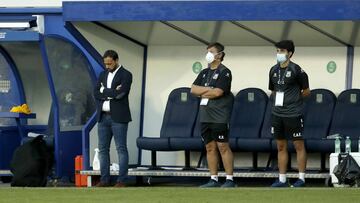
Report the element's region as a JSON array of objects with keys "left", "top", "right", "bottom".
[
  {"left": 199, "top": 179, "right": 221, "bottom": 188},
  {"left": 221, "top": 179, "right": 237, "bottom": 188}
]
